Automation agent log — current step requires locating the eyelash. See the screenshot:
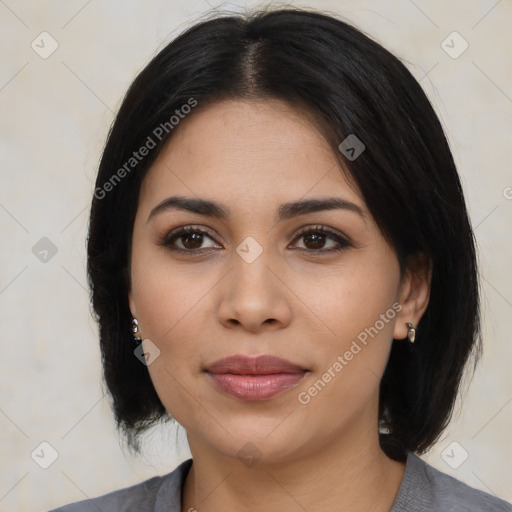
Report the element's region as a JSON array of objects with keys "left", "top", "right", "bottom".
[{"left": 159, "top": 225, "right": 353, "bottom": 256}]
